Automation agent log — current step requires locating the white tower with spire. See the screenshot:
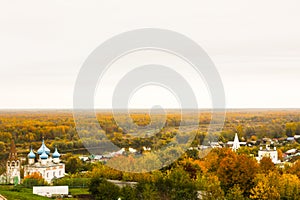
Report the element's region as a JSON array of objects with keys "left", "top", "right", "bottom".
[
  {"left": 232, "top": 133, "right": 240, "bottom": 151},
  {"left": 6, "top": 140, "right": 21, "bottom": 184}
]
